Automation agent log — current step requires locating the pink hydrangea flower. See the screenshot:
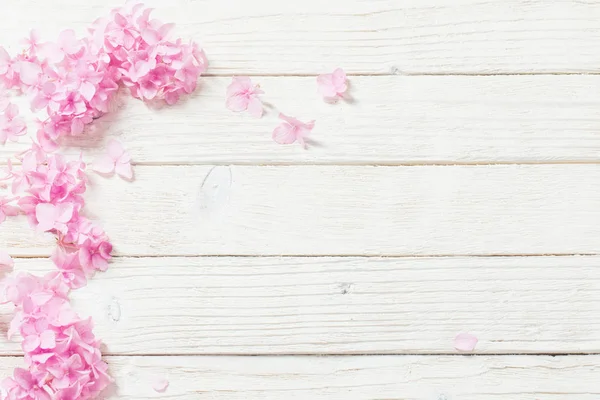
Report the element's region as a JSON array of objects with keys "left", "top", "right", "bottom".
[
  {"left": 272, "top": 113, "right": 315, "bottom": 147},
  {"left": 0, "top": 3, "right": 206, "bottom": 396},
  {"left": 226, "top": 76, "right": 264, "bottom": 118},
  {"left": 317, "top": 68, "right": 348, "bottom": 100}
]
